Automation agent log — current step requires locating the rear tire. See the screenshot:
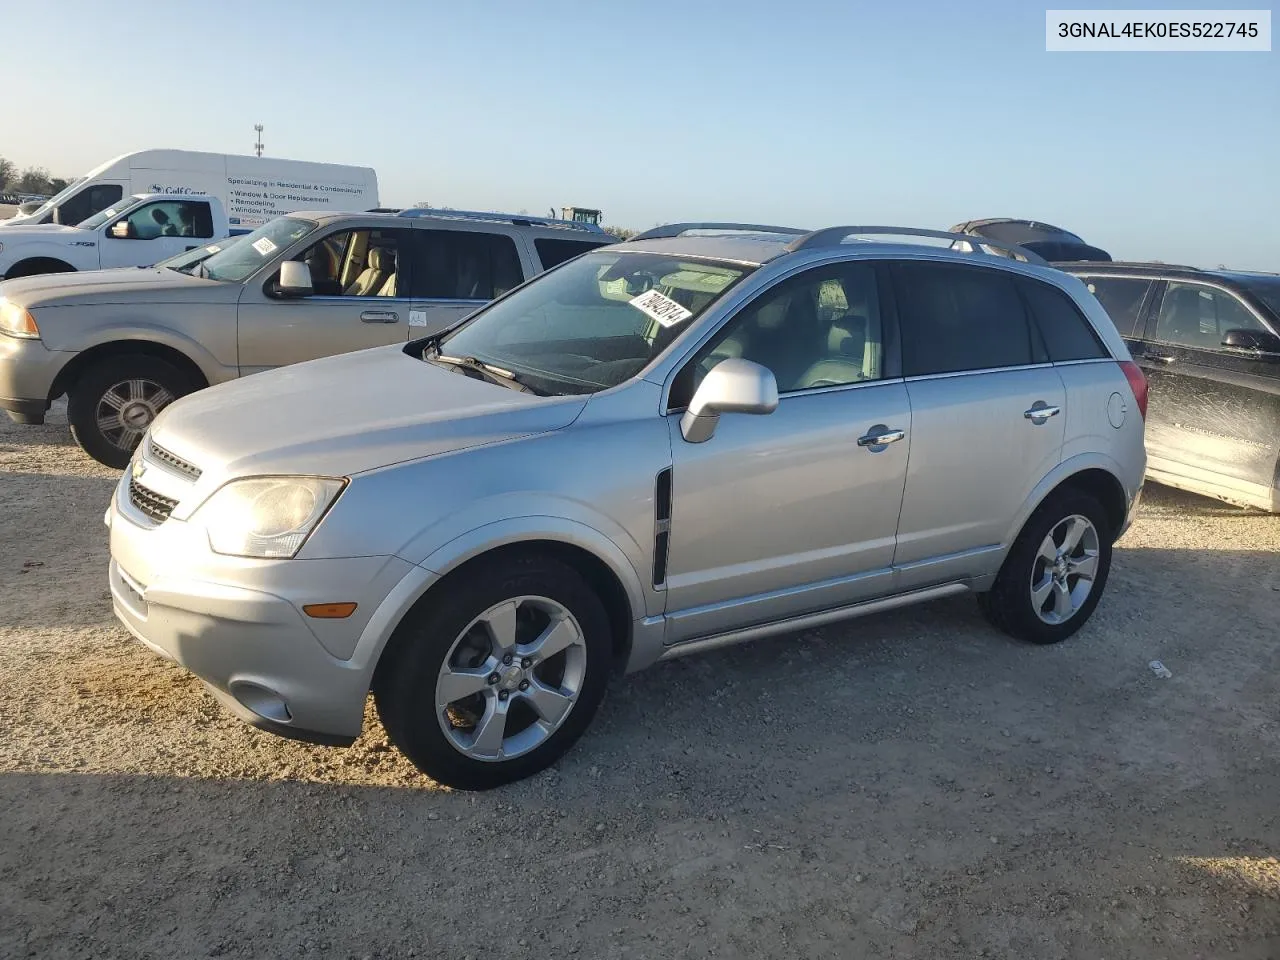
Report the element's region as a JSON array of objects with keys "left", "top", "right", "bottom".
[
  {"left": 978, "top": 489, "right": 1113, "bottom": 644},
  {"left": 375, "top": 553, "right": 612, "bottom": 790},
  {"left": 67, "top": 354, "right": 197, "bottom": 468}
]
